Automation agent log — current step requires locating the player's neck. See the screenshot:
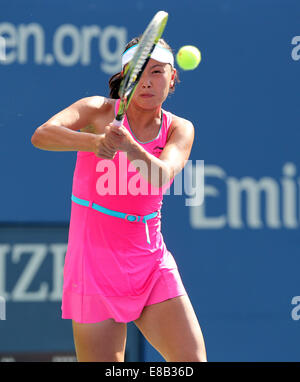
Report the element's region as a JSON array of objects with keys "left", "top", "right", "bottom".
[{"left": 126, "top": 103, "right": 162, "bottom": 129}]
